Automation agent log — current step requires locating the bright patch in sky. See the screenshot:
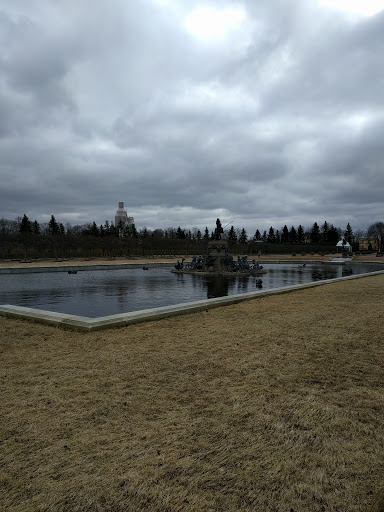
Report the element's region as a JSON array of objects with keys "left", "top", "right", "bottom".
[
  {"left": 319, "top": 0, "right": 384, "bottom": 16},
  {"left": 345, "top": 112, "right": 374, "bottom": 130},
  {"left": 185, "top": 6, "right": 245, "bottom": 40}
]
